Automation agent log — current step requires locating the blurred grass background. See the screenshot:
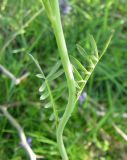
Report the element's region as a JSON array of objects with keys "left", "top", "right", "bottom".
[{"left": 0, "top": 0, "right": 127, "bottom": 159}]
